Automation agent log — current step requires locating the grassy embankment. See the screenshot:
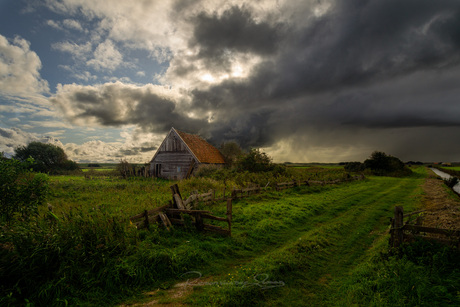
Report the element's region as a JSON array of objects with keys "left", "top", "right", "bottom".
[{"left": 1, "top": 166, "right": 458, "bottom": 306}]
